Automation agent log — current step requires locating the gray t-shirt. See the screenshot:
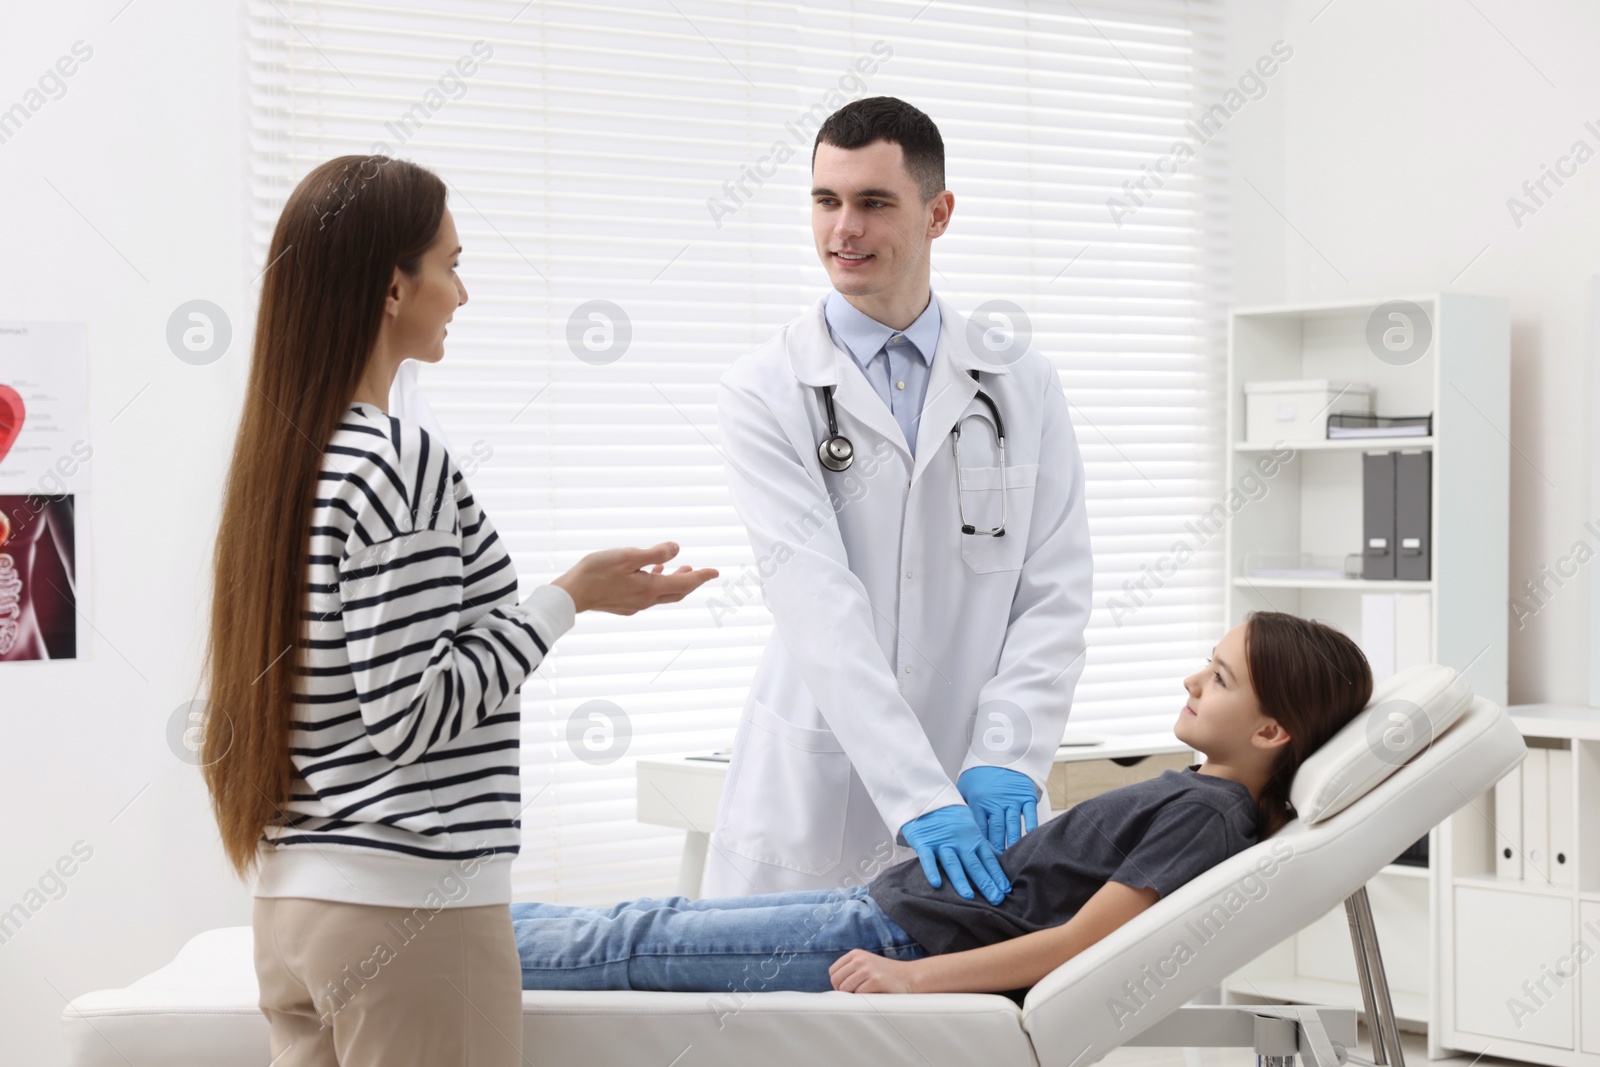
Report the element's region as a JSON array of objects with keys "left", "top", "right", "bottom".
[{"left": 868, "top": 765, "right": 1259, "bottom": 957}]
